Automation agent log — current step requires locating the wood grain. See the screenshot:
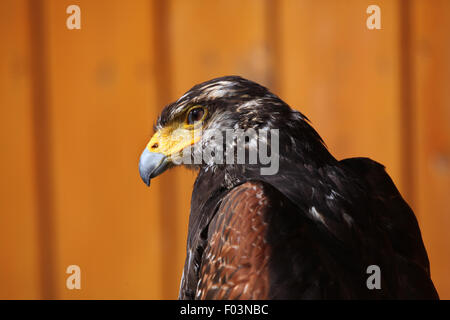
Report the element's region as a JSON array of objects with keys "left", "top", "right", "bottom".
[
  {"left": 411, "top": 0, "right": 450, "bottom": 299},
  {"left": 0, "top": 0, "right": 41, "bottom": 299},
  {"left": 43, "top": 0, "right": 163, "bottom": 299}
]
